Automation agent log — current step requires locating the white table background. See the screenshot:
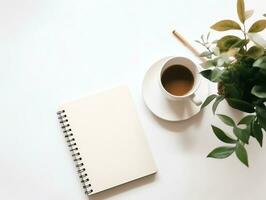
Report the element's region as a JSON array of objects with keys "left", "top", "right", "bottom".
[{"left": 1, "top": 0, "right": 266, "bottom": 199}]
